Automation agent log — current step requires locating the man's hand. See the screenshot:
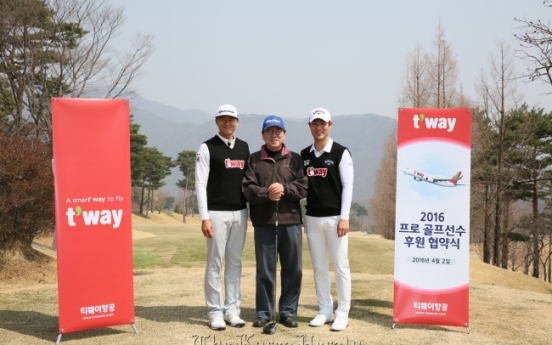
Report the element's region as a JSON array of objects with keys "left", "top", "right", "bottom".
[
  {"left": 337, "top": 219, "right": 349, "bottom": 238},
  {"left": 201, "top": 219, "right": 214, "bottom": 238},
  {"left": 268, "top": 183, "right": 284, "bottom": 201}
]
